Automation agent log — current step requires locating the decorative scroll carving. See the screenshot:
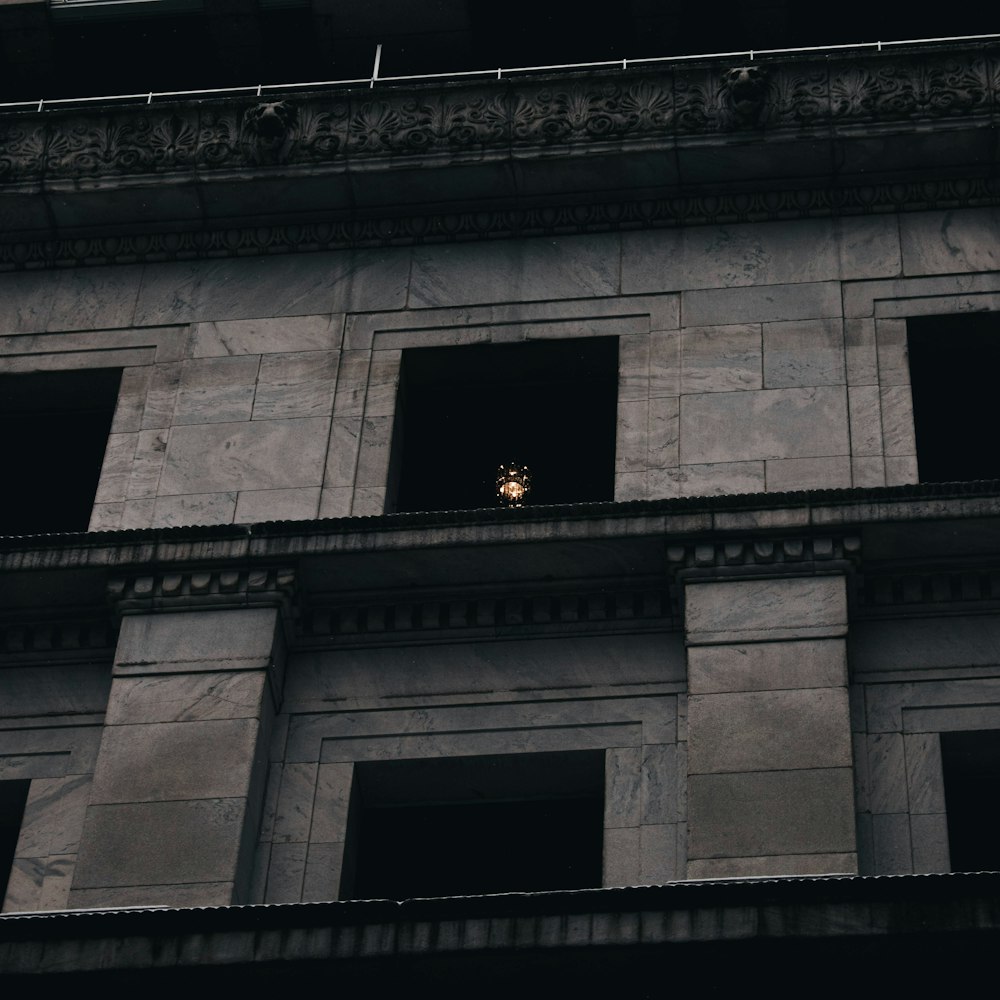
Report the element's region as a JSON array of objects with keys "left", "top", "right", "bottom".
[{"left": 0, "top": 47, "right": 994, "bottom": 183}]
